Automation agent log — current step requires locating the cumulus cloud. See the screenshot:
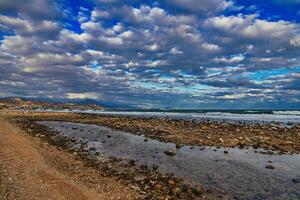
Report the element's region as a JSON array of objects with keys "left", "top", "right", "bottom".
[
  {"left": 161, "top": 0, "right": 234, "bottom": 15},
  {"left": 0, "top": 0, "right": 299, "bottom": 108},
  {"left": 0, "top": 0, "right": 60, "bottom": 20}
]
